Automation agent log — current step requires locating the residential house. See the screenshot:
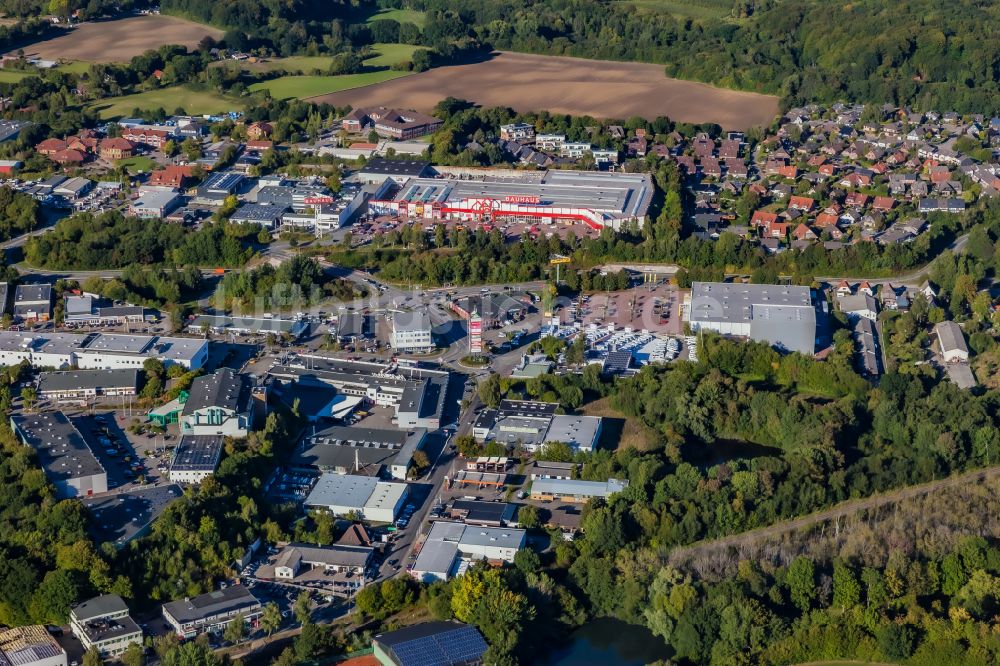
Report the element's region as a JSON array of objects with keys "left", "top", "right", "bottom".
[
  {"left": 839, "top": 293, "right": 878, "bottom": 320},
  {"left": 789, "top": 195, "right": 815, "bottom": 211},
  {"left": 793, "top": 223, "right": 817, "bottom": 241},
  {"left": 858, "top": 191, "right": 886, "bottom": 210},
  {"left": 246, "top": 122, "right": 273, "bottom": 140},
  {"left": 751, "top": 210, "right": 779, "bottom": 227}
]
